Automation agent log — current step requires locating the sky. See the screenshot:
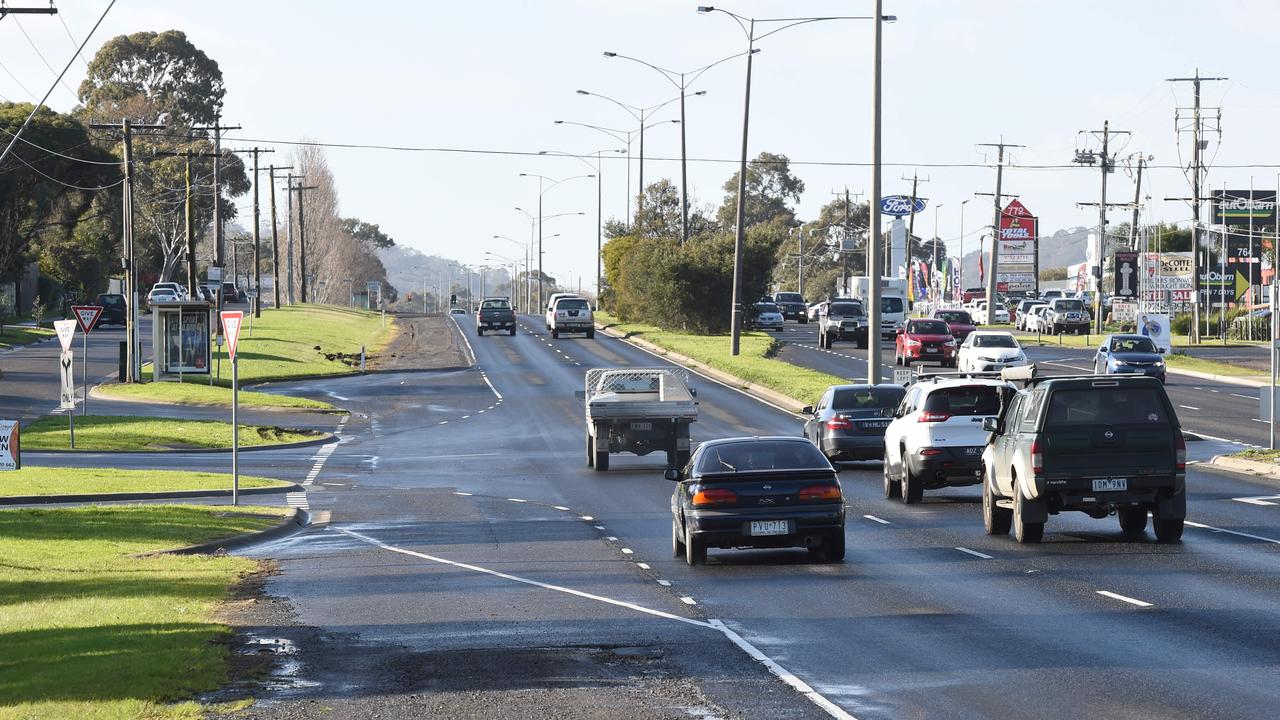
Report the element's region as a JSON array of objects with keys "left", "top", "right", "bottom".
[{"left": 4, "top": 0, "right": 1280, "bottom": 293}]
